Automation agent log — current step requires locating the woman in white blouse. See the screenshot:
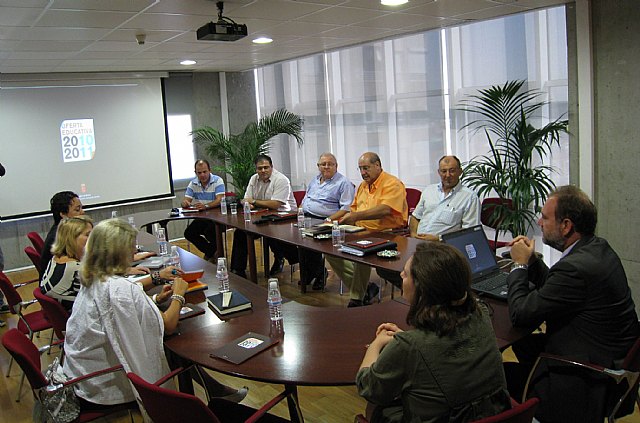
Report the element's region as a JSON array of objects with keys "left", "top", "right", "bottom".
[{"left": 63, "top": 218, "right": 245, "bottom": 406}]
